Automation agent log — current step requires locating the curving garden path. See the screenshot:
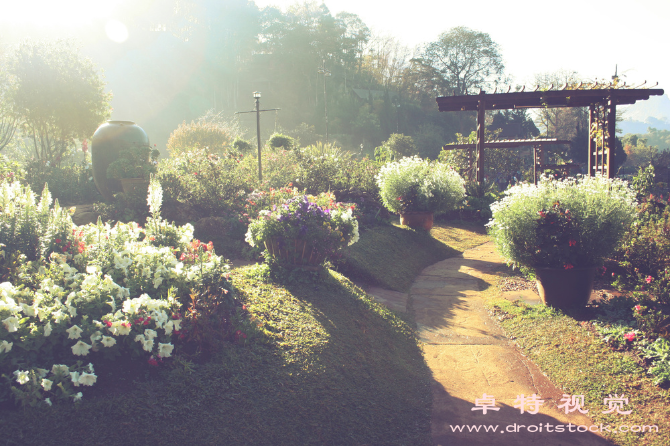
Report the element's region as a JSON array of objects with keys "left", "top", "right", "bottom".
[{"left": 367, "top": 241, "right": 614, "bottom": 446}]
